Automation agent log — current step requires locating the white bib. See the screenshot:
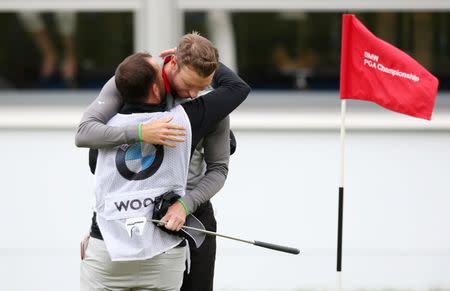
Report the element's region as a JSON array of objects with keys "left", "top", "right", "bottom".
[{"left": 94, "top": 105, "right": 192, "bottom": 261}]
